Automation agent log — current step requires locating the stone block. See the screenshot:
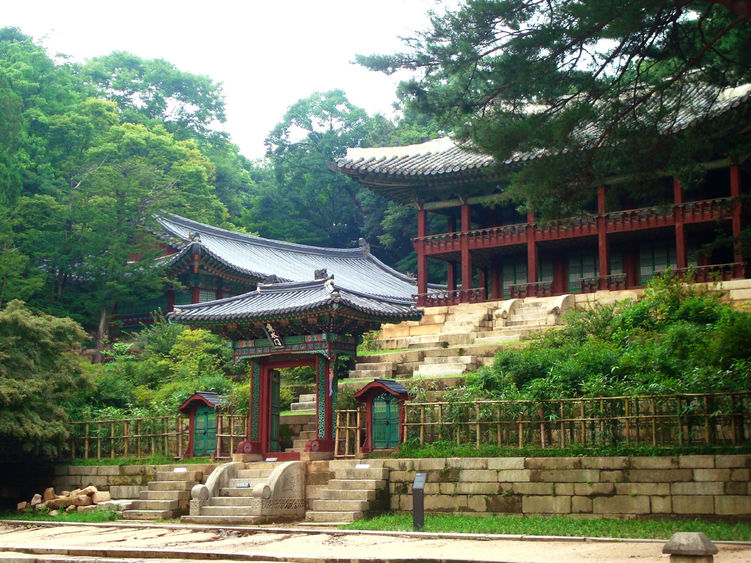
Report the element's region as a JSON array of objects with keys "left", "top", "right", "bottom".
[
  {"left": 439, "top": 483, "right": 457, "bottom": 494},
  {"left": 428, "top": 468, "right": 459, "bottom": 482},
  {"left": 534, "top": 469, "right": 600, "bottom": 483},
  {"left": 455, "top": 482, "right": 499, "bottom": 495},
  {"left": 651, "top": 496, "right": 671, "bottom": 514},
  {"left": 571, "top": 496, "right": 593, "bottom": 513},
  {"left": 399, "top": 495, "right": 413, "bottom": 511},
  {"left": 446, "top": 458, "right": 488, "bottom": 470},
  {"left": 715, "top": 455, "right": 751, "bottom": 468},
  {"left": 120, "top": 465, "right": 148, "bottom": 476},
  {"left": 496, "top": 470, "right": 531, "bottom": 482},
  {"left": 97, "top": 466, "right": 122, "bottom": 476},
  {"left": 389, "top": 470, "right": 413, "bottom": 482},
  {"left": 459, "top": 469, "right": 497, "bottom": 482},
  {"left": 671, "top": 482, "right": 724, "bottom": 496},
  {"left": 413, "top": 459, "right": 448, "bottom": 471},
  {"left": 580, "top": 457, "right": 628, "bottom": 470},
  {"left": 488, "top": 458, "right": 525, "bottom": 470},
  {"left": 486, "top": 495, "right": 522, "bottom": 514},
  {"left": 525, "top": 457, "right": 582, "bottom": 470},
  {"left": 715, "top": 495, "right": 751, "bottom": 516},
  {"left": 68, "top": 466, "right": 97, "bottom": 476},
  {"left": 731, "top": 468, "right": 750, "bottom": 481},
  {"left": 522, "top": 495, "right": 571, "bottom": 514},
  {"left": 424, "top": 494, "right": 467, "bottom": 512},
  {"left": 629, "top": 457, "right": 677, "bottom": 469},
  {"left": 614, "top": 483, "right": 670, "bottom": 496},
  {"left": 108, "top": 485, "right": 143, "bottom": 499},
  {"left": 513, "top": 483, "right": 554, "bottom": 495},
  {"left": 422, "top": 483, "right": 441, "bottom": 494},
  {"left": 693, "top": 469, "right": 731, "bottom": 482},
  {"left": 592, "top": 495, "right": 650, "bottom": 514},
  {"left": 678, "top": 455, "right": 714, "bottom": 469},
  {"left": 725, "top": 482, "right": 747, "bottom": 496},
  {"left": 54, "top": 465, "right": 69, "bottom": 476},
  {"left": 599, "top": 470, "right": 625, "bottom": 482},
  {"left": 467, "top": 496, "right": 487, "bottom": 512},
  {"left": 625, "top": 469, "right": 692, "bottom": 482},
  {"left": 672, "top": 496, "right": 714, "bottom": 514},
  {"left": 574, "top": 483, "right": 615, "bottom": 496}
]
